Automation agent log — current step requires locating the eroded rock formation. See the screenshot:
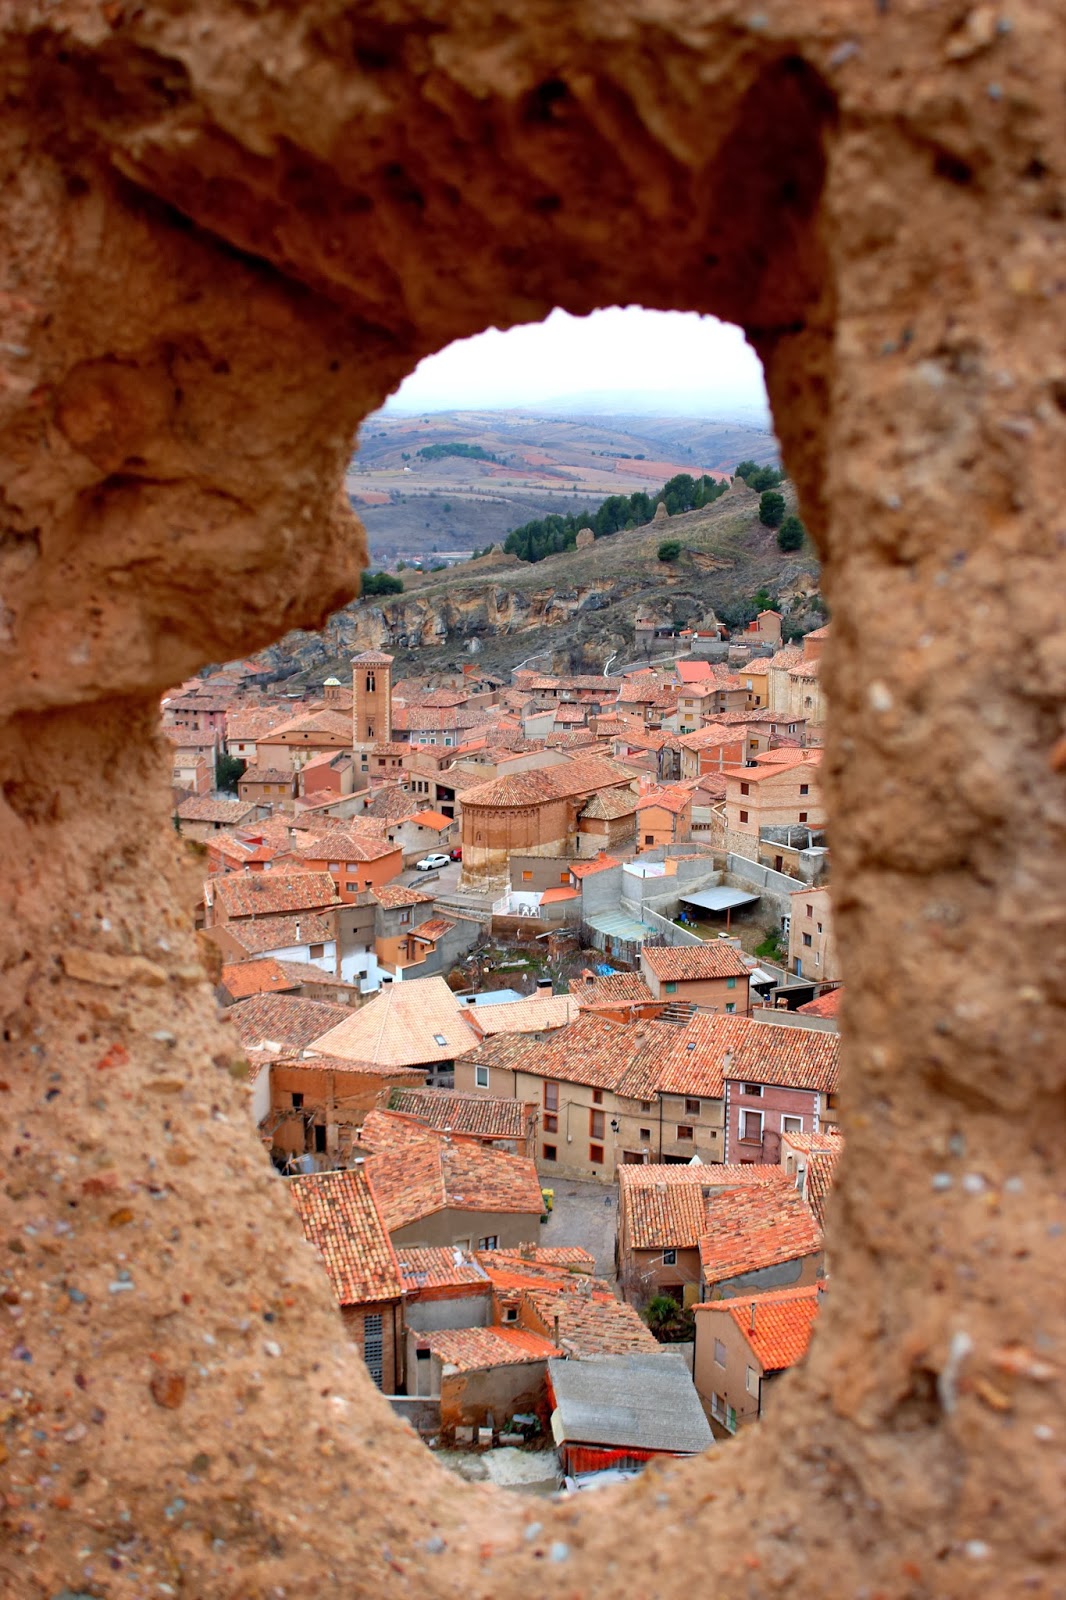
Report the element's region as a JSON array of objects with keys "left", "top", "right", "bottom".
[{"left": 0, "top": 2, "right": 1062, "bottom": 1598}]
